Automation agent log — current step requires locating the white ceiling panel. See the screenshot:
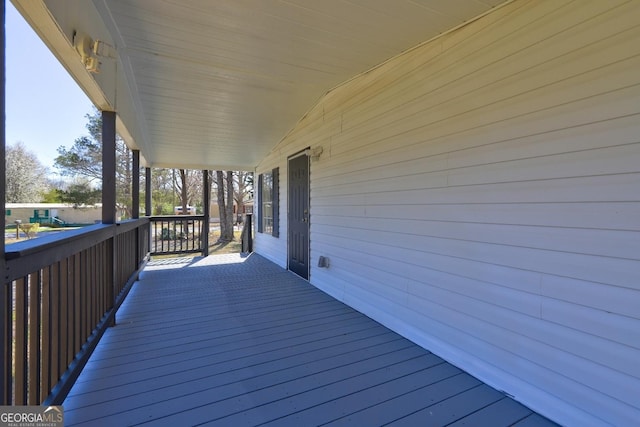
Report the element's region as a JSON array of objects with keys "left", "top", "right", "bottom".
[{"left": 14, "top": 0, "right": 510, "bottom": 169}]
